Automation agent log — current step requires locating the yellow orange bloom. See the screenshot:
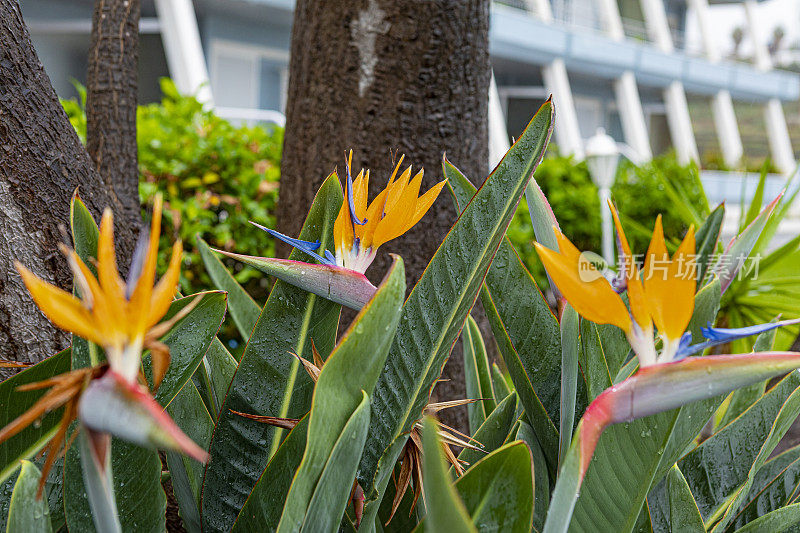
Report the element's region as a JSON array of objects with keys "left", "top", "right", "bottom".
[
  {"left": 333, "top": 150, "right": 446, "bottom": 272},
  {"left": 15, "top": 195, "right": 186, "bottom": 385},
  {"left": 535, "top": 203, "right": 696, "bottom": 366}
]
